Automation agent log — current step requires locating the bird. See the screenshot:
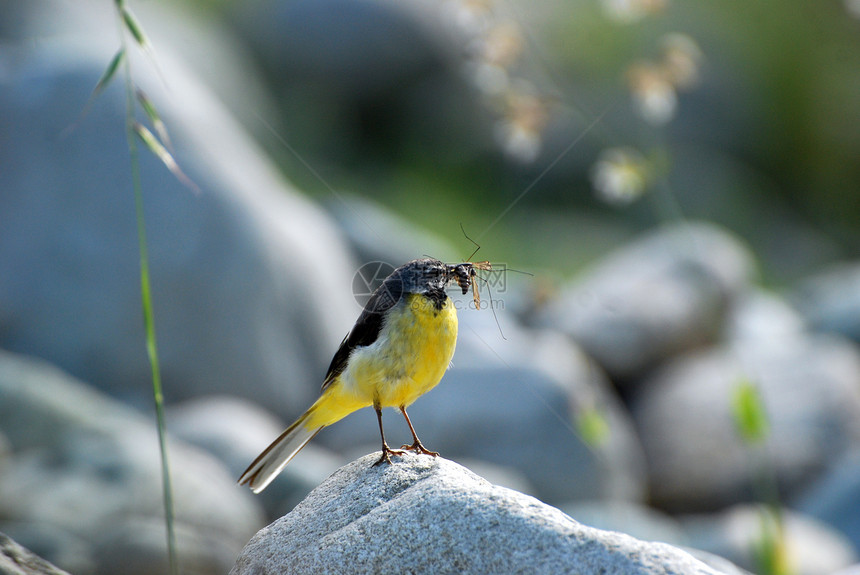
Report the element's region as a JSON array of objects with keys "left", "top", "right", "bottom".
[{"left": 238, "top": 257, "right": 477, "bottom": 493}]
